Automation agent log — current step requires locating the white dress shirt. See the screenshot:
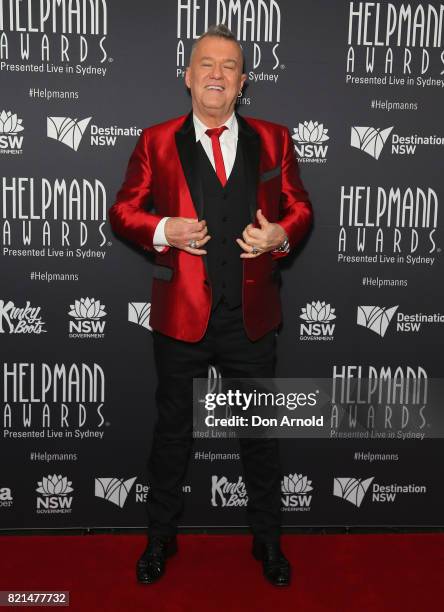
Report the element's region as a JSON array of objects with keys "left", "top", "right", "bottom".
[{"left": 152, "top": 112, "right": 238, "bottom": 250}]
